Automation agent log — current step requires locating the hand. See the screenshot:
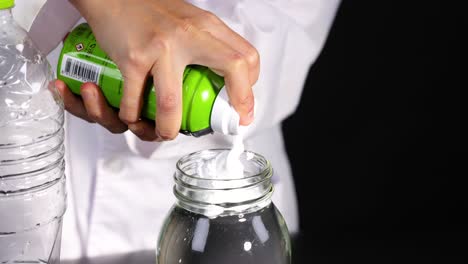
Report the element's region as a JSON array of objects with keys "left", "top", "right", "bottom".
[
  {"left": 55, "top": 79, "right": 166, "bottom": 141},
  {"left": 64, "top": 0, "right": 259, "bottom": 141}
]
